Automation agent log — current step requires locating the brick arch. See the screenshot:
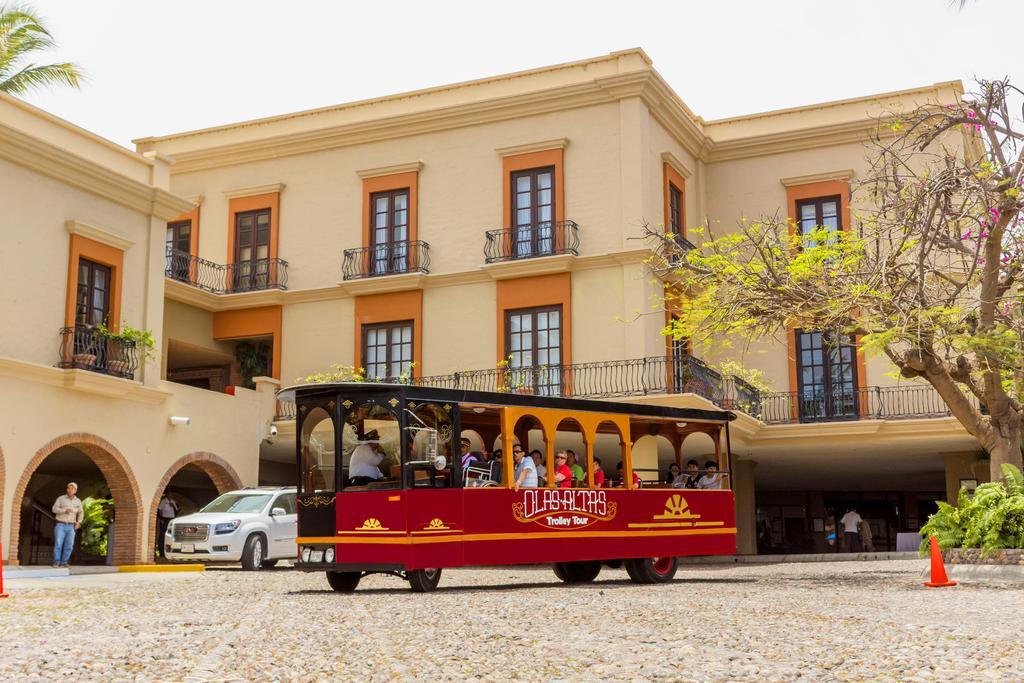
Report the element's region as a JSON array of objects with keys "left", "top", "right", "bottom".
[
  {"left": 148, "top": 453, "right": 242, "bottom": 561},
  {"left": 8, "top": 433, "right": 143, "bottom": 566}
]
